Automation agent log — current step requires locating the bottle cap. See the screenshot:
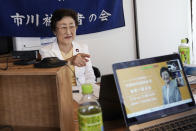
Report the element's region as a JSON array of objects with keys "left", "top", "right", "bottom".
[
  {"left": 82, "top": 84, "right": 93, "bottom": 94},
  {"left": 181, "top": 39, "right": 187, "bottom": 43}
]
